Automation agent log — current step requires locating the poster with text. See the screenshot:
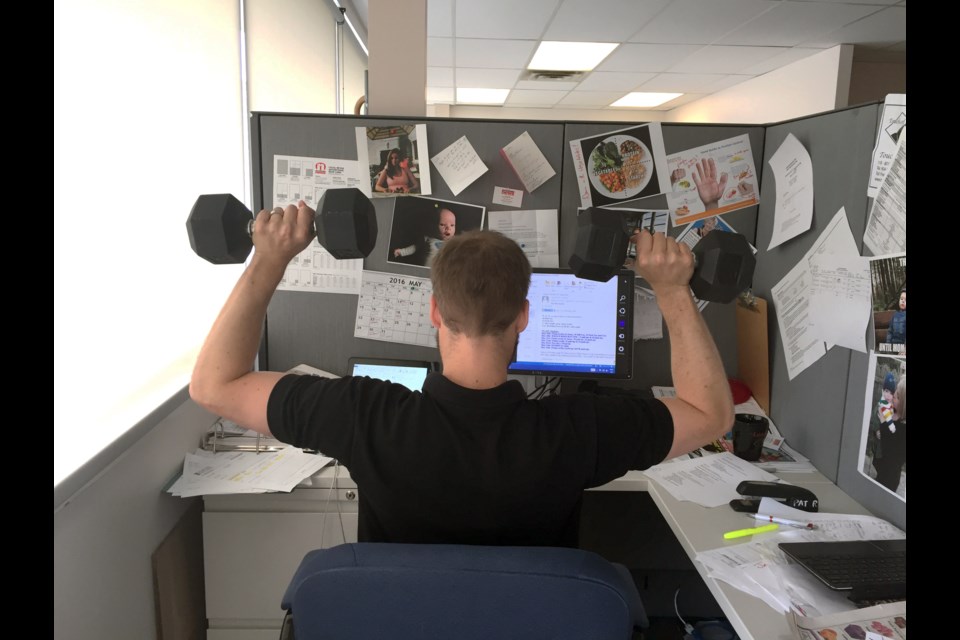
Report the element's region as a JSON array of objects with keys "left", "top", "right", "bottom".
[{"left": 666, "top": 134, "right": 759, "bottom": 226}]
